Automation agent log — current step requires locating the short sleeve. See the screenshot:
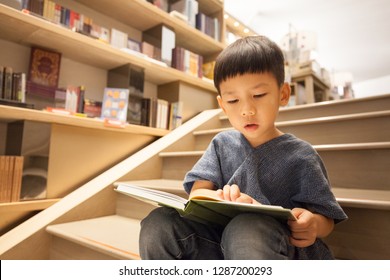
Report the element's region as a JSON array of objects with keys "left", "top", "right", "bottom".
[
  {"left": 183, "top": 138, "right": 224, "bottom": 194},
  {"left": 289, "top": 152, "right": 348, "bottom": 224}
]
